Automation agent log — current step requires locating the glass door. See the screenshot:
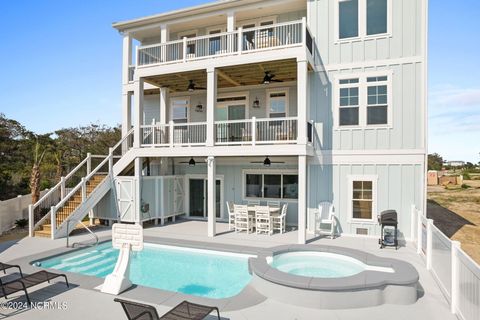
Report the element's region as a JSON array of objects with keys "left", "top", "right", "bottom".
[
  {"left": 189, "top": 179, "right": 205, "bottom": 217},
  {"left": 204, "top": 179, "right": 222, "bottom": 218},
  {"left": 228, "top": 105, "right": 246, "bottom": 142}
]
